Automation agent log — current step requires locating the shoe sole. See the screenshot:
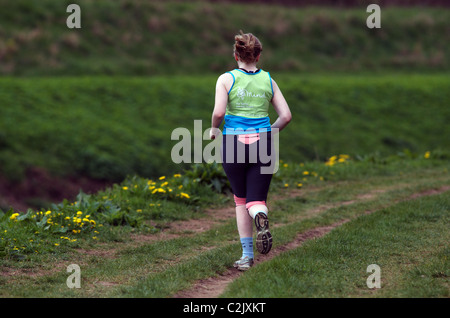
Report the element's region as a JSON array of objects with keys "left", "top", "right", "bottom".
[
  {"left": 254, "top": 213, "right": 272, "bottom": 254},
  {"left": 256, "top": 230, "right": 272, "bottom": 254},
  {"left": 235, "top": 264, "right": 252, "bottom": 271}
]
